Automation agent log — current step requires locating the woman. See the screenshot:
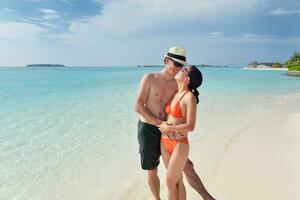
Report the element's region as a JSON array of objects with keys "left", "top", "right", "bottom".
[{"left": 158, "top": 65, "right": 203, "bottom": 200}]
